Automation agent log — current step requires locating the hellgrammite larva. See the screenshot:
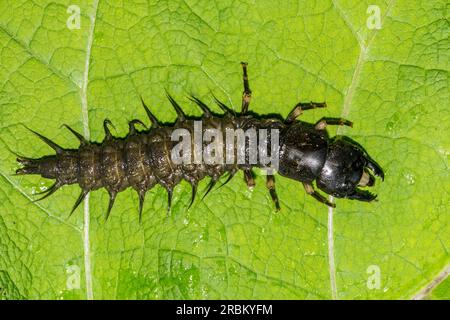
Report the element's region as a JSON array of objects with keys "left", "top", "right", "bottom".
[{"left": 16, "top": 63, "right": 384, "bottom": 220}]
